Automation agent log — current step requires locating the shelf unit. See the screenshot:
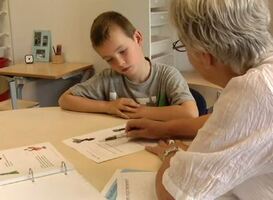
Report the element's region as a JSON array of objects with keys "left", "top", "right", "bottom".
[
  {"left": 0, "top": 0, "right": 13, "bottom": 102},
  {"left": 0, "top": 0, "right": 13, "bottom": 63},
  {"left": 150, "top": 0, "right": 173, "bottom": 65},
  {"left": 111, "top": 0, "right": 174, "bottom": 66}
]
